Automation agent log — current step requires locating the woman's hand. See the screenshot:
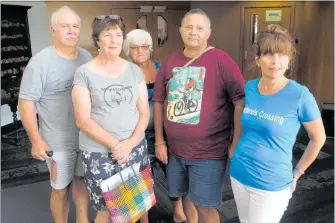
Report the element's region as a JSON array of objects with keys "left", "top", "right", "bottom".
[
  {"left": 228, "top": 146, "right": 235, "bottom": 160},
  {"left": 290, "top": 178, "right": 297, "bottom": 193},
  {"left": 113, "top": 138, "right": 136, "bottom": 164}
]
